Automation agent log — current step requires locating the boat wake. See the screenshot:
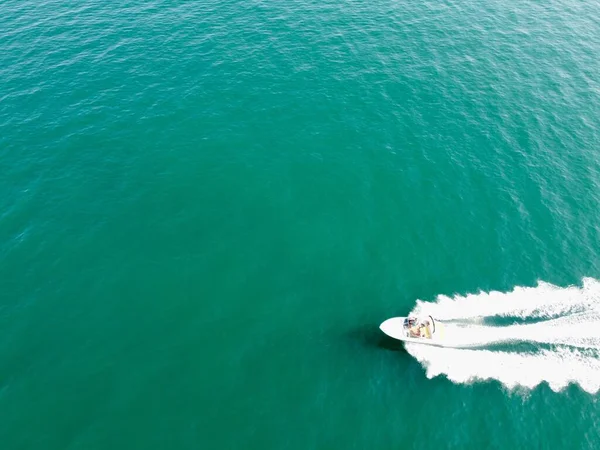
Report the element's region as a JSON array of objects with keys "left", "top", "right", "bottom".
[{"left": 404, "top": 278, "right": 600, "bottom": 393}]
